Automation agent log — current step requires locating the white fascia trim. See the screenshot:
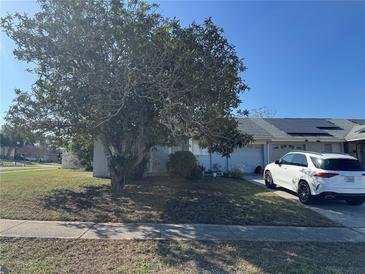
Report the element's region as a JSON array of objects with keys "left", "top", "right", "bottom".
[{"left": 345, "top": 138, "right": 365, "bottom": 142}]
